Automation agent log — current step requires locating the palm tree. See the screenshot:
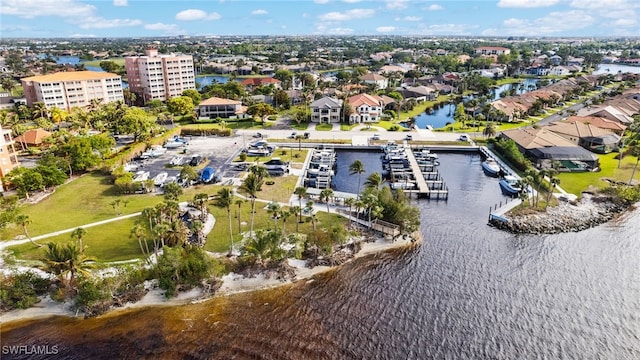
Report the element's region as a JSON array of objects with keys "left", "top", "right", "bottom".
[
  {"left": 241, "top": 173, "right": 263, "bottom": 236},
  {"left": 165, "top": 220, "right": 188, "bottom": 247},
  {"left": 70, "top": 227, "right": 86, "bottom": 249},
  {"left": 235, "top": 199, "right": 245, "bottom": 234},
  {"left": 43, "top": 241, "right": 95, "bottom": 293},
  {"left": 320, "top": 188, "right": 334, "bottom": 215},
  {"left": 32, "top": 102, "right": 48, "bottom": 120},
  {"left": 281, "top": 209, "right": 292, "bottom": 236},
  {"left": 349, "top": 160, "right": 365, "bottom": 196},
  {"left": 344, "top": 197, "right": 356, "bottom": 227},
  {"left": 192, "top": 193, "right": 210, "bottom": 221},
  {"left": 294, "top": 186, "right": 307, "bottom": 224},
  {"left": 153, "top": 223, "right": 170, "bottom": 249},
  {"left": 290, "top": 206, "right": 301, "bottom": 233},
  {"left": 248, "top": 164, "right": 270, "bottom": 182},
  {"left": 15, "top": 214, "right": 41, "bottom": 248},
  {"left": 214, "top": 187, "right": 234, "bottom": 255},
  {"left": 130, "top": 223, "right": 150, "bottom": 259},
  {"left": 365, "top": 172, "right": 383, "bottom": 195}
]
